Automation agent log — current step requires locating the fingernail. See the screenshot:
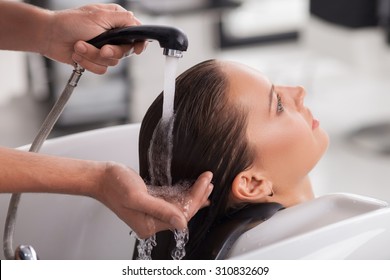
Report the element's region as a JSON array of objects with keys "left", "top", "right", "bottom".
[
  {"left": 203, "top": 171, "right": 213, "bottom": 183},
  {"left": 207, "top": 183, "right": 214, "bottom": 196}
]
